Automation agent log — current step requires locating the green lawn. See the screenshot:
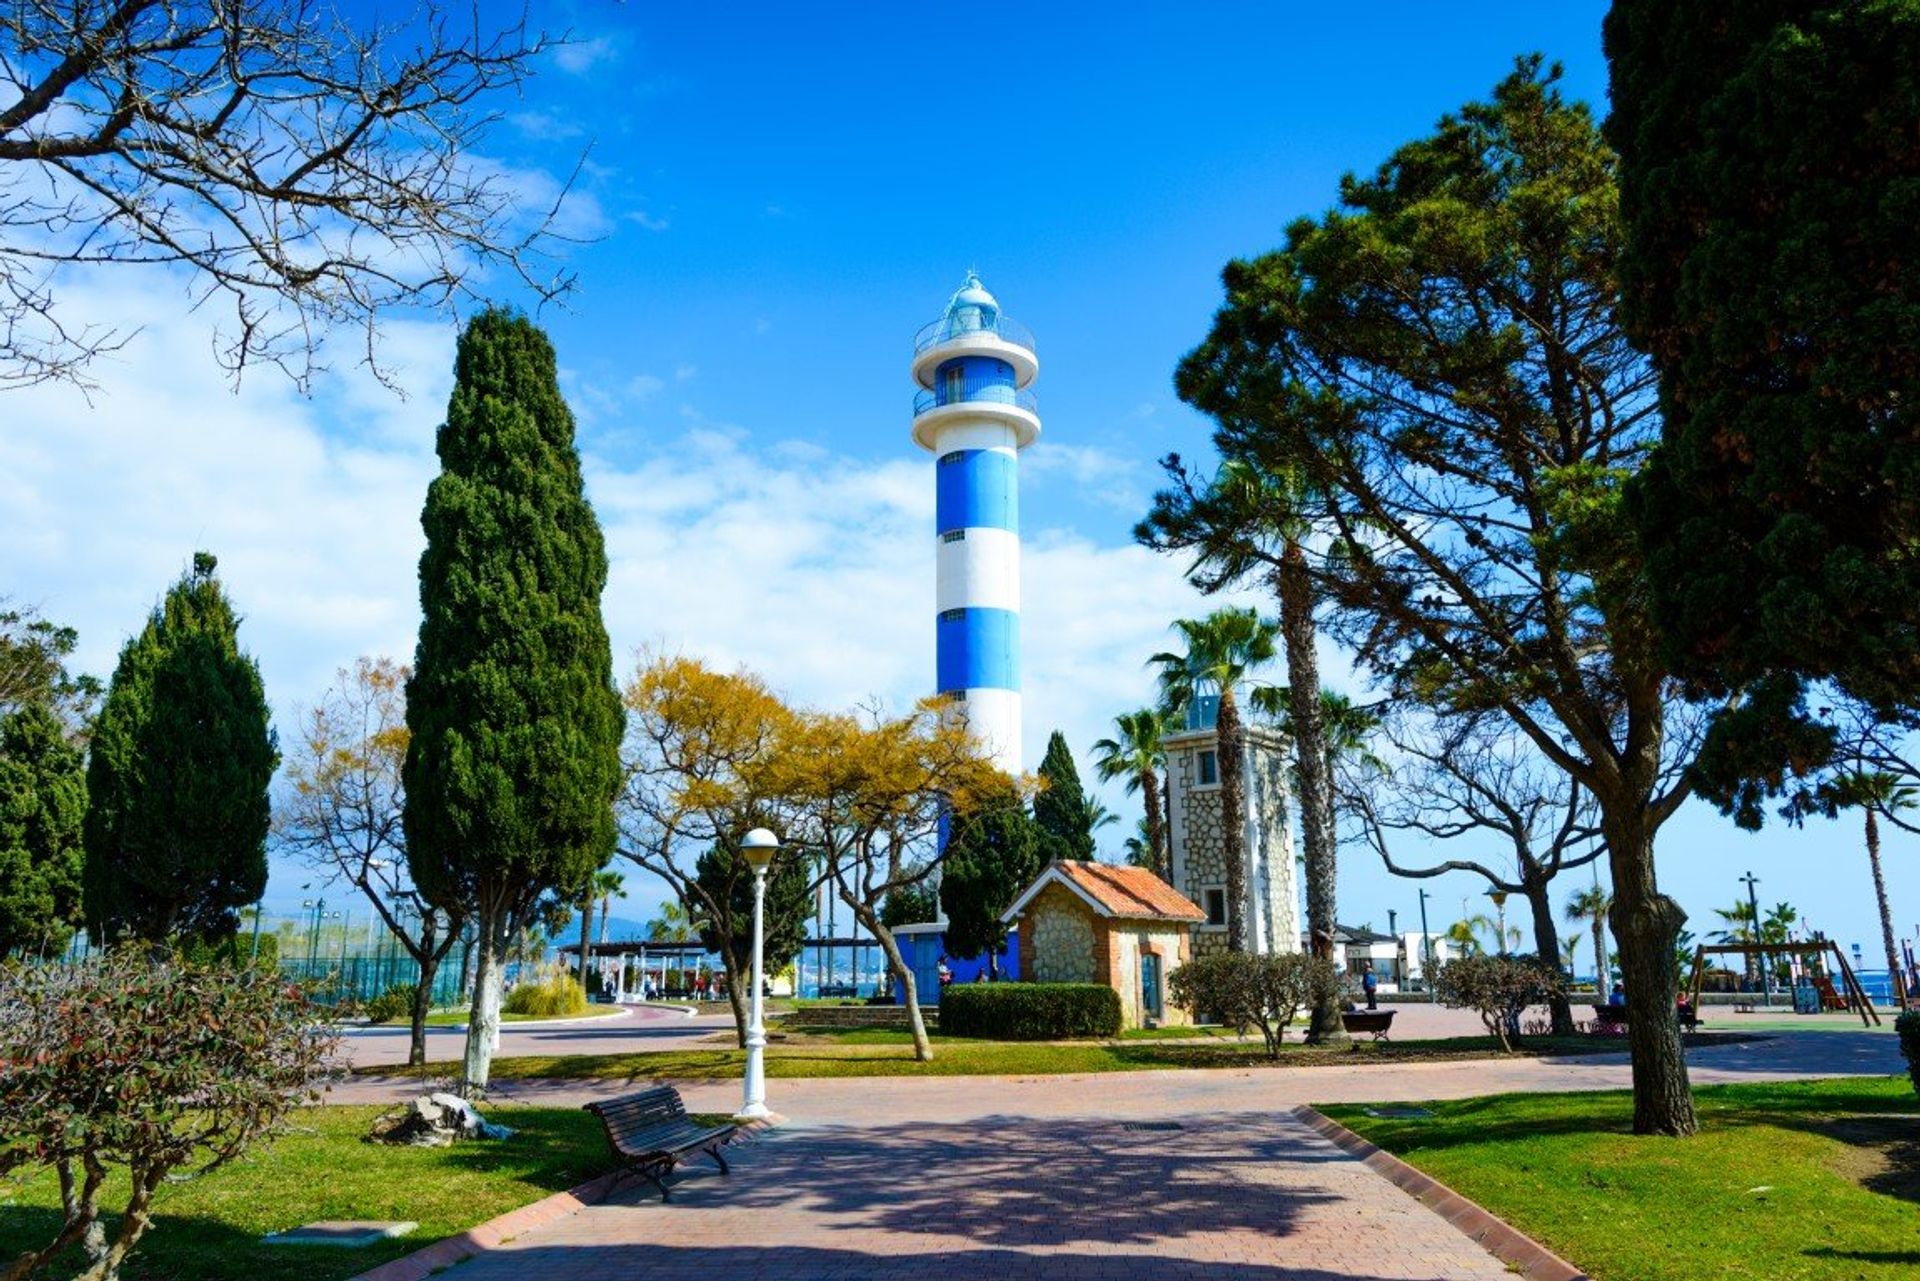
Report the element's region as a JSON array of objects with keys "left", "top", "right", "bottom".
[
  {"left": 0, "top": 1105, "right": 612, "bottom": 1281},
  {"left": 405, "top": 1032, "right": 1608, "bottom": 1082},
  {"left": 1322, "top": 1077, "right": 1920, "bottom": 1281}
]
